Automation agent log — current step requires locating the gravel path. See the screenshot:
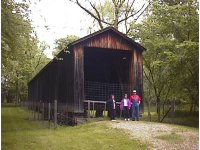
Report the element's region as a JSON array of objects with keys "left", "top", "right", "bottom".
[{"left": 111, "top": 121, "right": 199, "bottom": 150}]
